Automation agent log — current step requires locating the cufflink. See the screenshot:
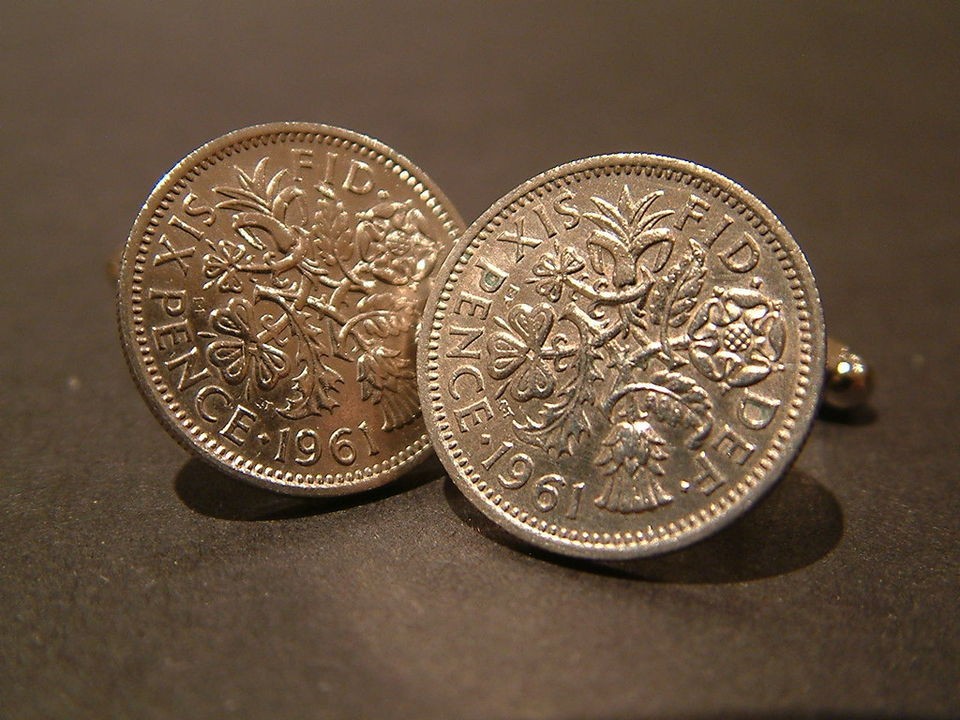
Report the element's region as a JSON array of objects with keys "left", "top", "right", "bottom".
[{"left": 419, "top": 153, "right": 872, "bottom": 559}]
